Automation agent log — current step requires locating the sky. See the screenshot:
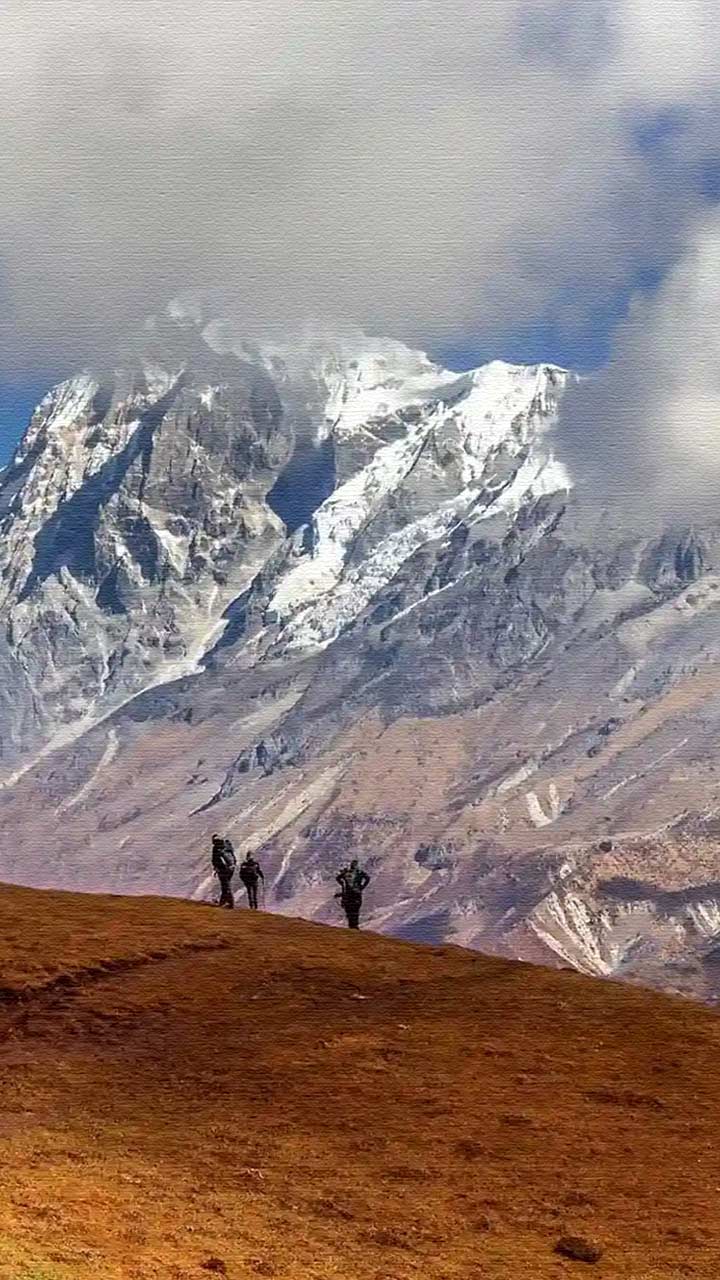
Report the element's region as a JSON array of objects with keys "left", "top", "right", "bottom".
[{"left": 1, "top": 0, "right": 719, "bottom": 510}]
